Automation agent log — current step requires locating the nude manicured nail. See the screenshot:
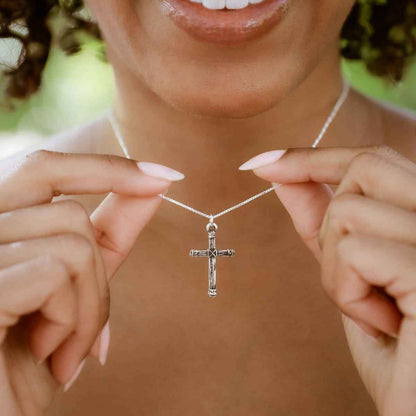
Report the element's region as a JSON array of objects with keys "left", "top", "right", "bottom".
[
  {"left": 137, "top": 162, "right": 185, "bottom": 181},
  {"left": 239, "top": 150, "right": 287, "bottom": 171},
  {"left": 64, "top": 359, "right": 86, "bottom": 392},
  {"left": 99, "top": 321, "right": 110, "bottom": 366},
  {"left": 272, "top": 182, "right": 283, "bottom": 192}
]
